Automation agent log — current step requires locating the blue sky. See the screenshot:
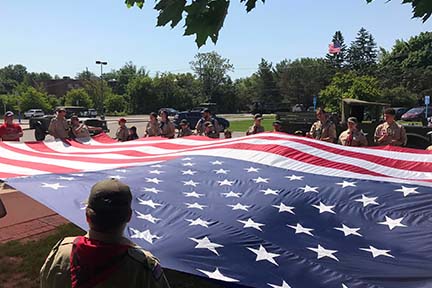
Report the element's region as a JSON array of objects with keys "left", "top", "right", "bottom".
[{"left": 0, "top": 0, "right": 430, "bottom": 79}]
